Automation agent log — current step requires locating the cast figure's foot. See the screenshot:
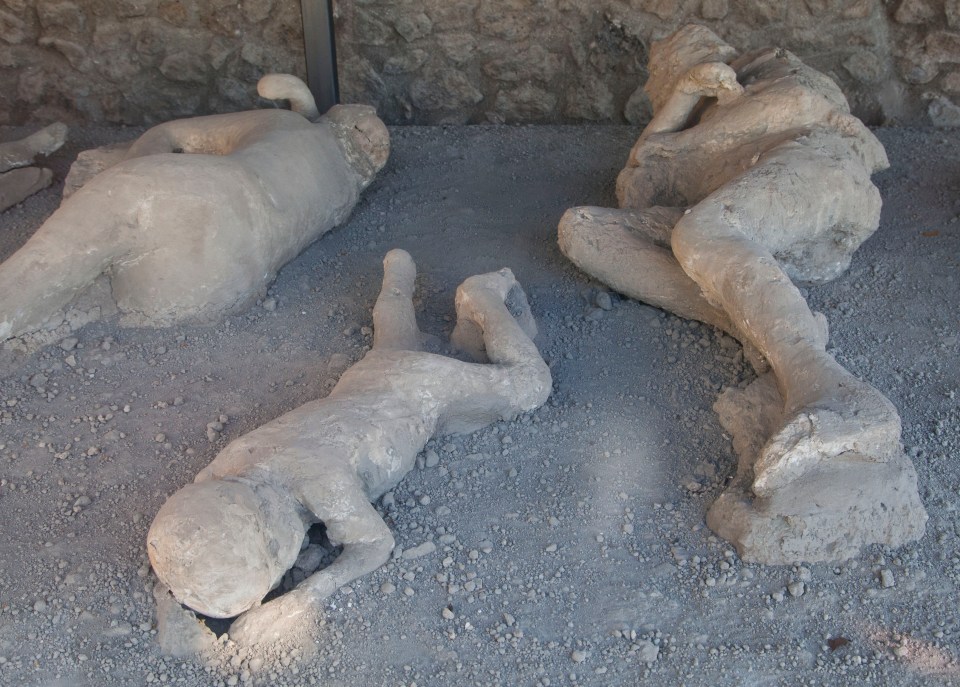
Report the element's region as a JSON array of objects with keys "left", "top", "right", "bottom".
[
  {"left": 752, "top": 372, "right": 902, "bottom": 497},
  {"left": 452, "top": 268, "right": 537, "bottom": 360}
]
